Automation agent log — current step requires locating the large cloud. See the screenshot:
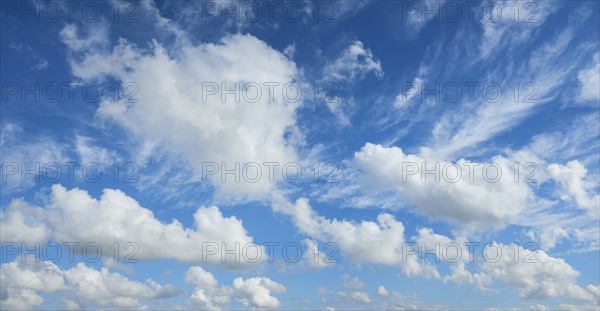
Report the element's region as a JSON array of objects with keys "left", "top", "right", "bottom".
[
  {"left": 0, "top": 185, "right": 262, "bottom": 267},
  {"left": 353, "top": 143, "right": 533, "bottom": 229},
  {"left": 0, "top": 260, "right": 177, "bottom": 309},
  {"left": 415, "top": 228, "right": 599, "bottom": 306},
  {"left": 60, "top": 21, "right": 303, "bottom": 200},
  {"left": 271, "top": 192, "right": 440, "bottom": 278}
]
